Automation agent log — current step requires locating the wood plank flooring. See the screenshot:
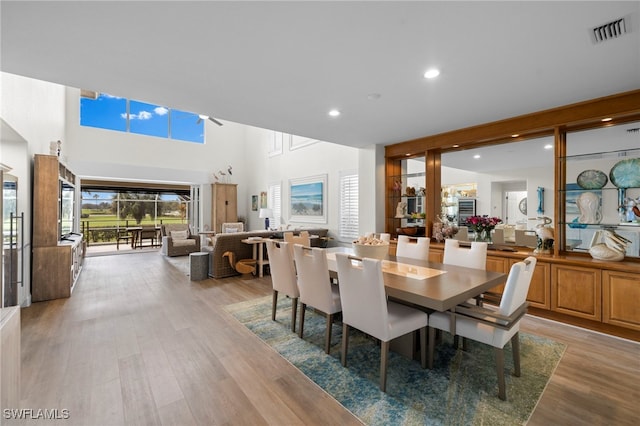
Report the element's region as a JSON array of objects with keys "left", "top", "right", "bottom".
[{"left": 11, "top": 252, "right": 640, "bottom": 425}]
